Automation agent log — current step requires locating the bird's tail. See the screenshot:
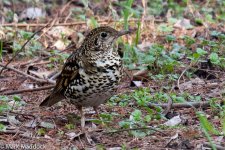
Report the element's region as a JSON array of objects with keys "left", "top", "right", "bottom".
[{"left": 40, "top": 93, "right": 65, "bottom": 107}]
